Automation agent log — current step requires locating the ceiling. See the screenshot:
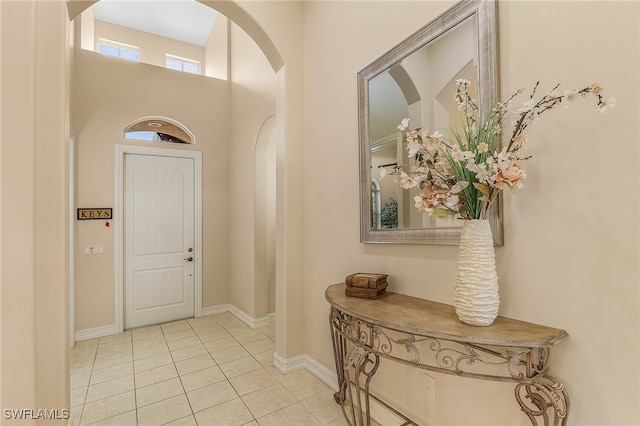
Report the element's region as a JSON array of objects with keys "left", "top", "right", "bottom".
[{"left": 91, "top": 0, "right": 218, "bottom": 47}]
